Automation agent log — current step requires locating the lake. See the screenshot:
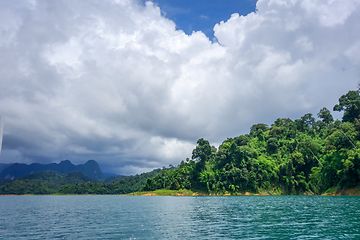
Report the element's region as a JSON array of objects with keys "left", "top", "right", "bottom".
[{"left": 0, "top": 195, "right": 359, "bottom": 239}]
